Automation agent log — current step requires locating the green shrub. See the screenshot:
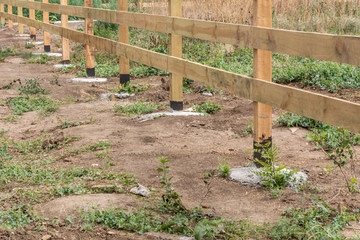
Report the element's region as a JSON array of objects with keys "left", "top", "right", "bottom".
[{"left": 18, "top": 78, "right": 49, "bottom": 95}]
